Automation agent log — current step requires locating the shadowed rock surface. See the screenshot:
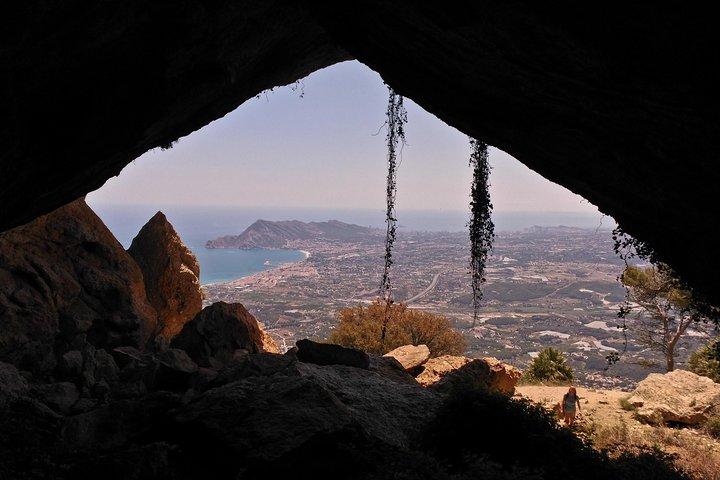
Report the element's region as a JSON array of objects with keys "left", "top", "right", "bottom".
[
  {"left": 128, "top": 211, "right": 202, "bottom": 340},
  {"left": 0, "top": 198, "right": 157, "bottom": 376},
  {"left": 173, "top": 361, "right": 441, "bottom": 461},
  {"left": 296, "top": 338, "right": 371, "bottom": 369},
  {"left": 170, "top": 302, "right": 269, "bottom": 368}
]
